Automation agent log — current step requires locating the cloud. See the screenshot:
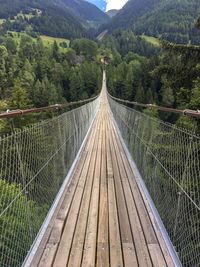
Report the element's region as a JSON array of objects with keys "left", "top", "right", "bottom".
[{"left": 105, "top": 0, "right": 128, "bottom": 11}]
